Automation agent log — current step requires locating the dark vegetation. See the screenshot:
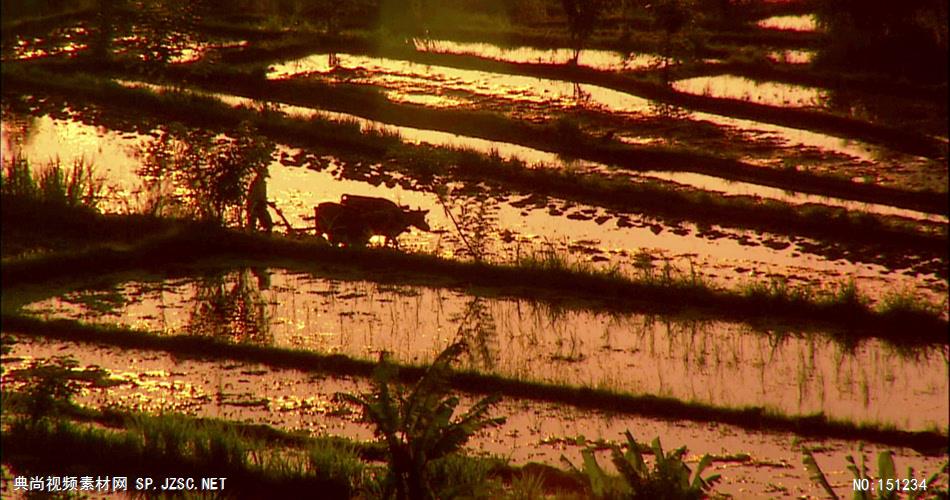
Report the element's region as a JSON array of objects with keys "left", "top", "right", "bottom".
[{"left": 335, "top": 343, "right": 505, "bottom": 499}]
